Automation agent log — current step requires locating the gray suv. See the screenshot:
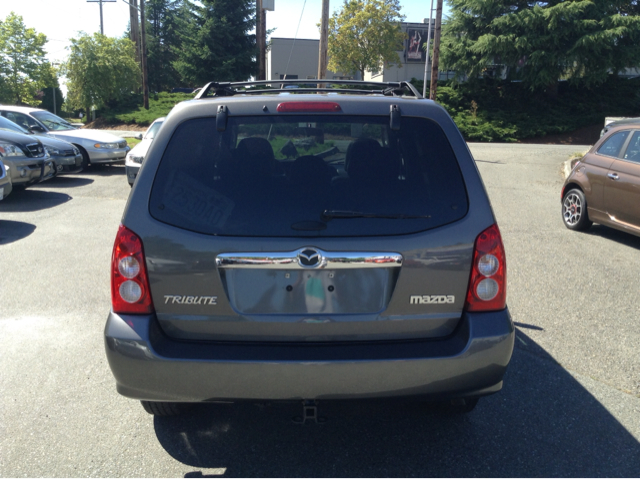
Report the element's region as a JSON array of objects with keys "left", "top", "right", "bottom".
[{"left": 105, "top": 80, "right": 514, "bottom": 417}]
